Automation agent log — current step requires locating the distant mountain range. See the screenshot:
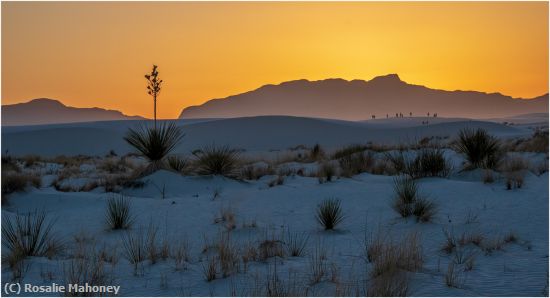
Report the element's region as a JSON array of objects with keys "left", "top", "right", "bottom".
[
  {"left": 179, "top": 74, "right": 548, "bottom": 120},
  {"left": 1, "top": 98, "right": 144, "bottom": 126}
]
